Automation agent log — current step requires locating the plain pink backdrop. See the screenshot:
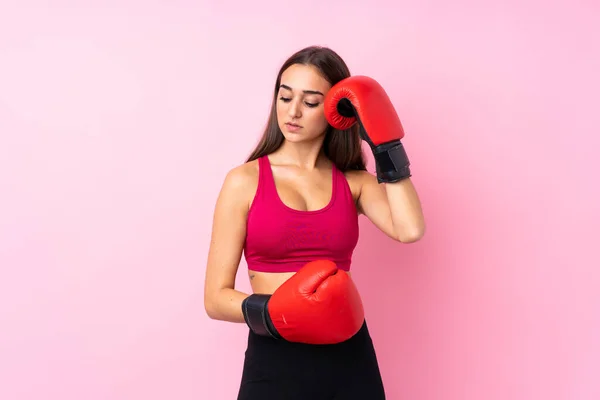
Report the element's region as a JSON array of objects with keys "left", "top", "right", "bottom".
[{"left": 1, "top": 1, "right": 599, "bottom": 399}]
